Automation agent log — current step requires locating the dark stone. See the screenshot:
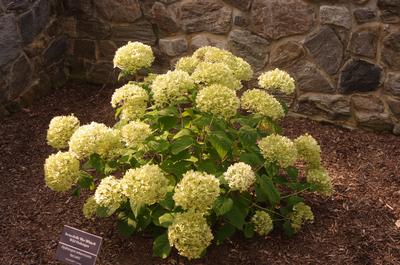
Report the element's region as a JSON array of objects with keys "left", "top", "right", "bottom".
[
  {"left": 94, "top": 0, "right": 142, "bottom": 23},
  {"left": 98, "top": 40, "right": 117, "bottom": 60},
  {"left": 5, "top": 0, "right": 30, "bottom": 12},
  {"left": 64, "top": 0, "right": 92, "bottom": 14},
  {"left": 378, "top": 0, "right": 400, "bottom": 23},
  {"left": 159, "top": 36, "right": 188, "bottom": 57},
  {"left": 88, "top": 62, "right": 117, "bottom": 84},
  {"left": 304, "top": 27, "right": 343, "bottom": 75},
  {"left": 385, "top": 73, "right": 400, "bottom": 97},
  {"left": 320, "top": 5, "right": 351, "bottom": 29},
  {"left": 339, "top": 59, "right": 382, "bottom": 94},
  {"left": 43, "top": 36, "right": 68, "bottom": 65},
  {"left": 349, "top": 29, "right": 378, "bottom": 59},
  {"left": 150, "top": 2, "right": 179, "bottom": 35},
  {"left": 111, "top": 20, "right": 156, "bottom": 45},
  {"left": 296, "top": 94, "right": 351, "bottom": 120},
  {"left": 223, "top": 0, "right": 251, "bottom": 11},
  {"left": 19, "top": 10, "right": 35, "bottom": 43},
  {"left": 0, "top": 76, "right": 9, "bottom": 103},
  {"left": 33, "top": 0, "right": 50, "bottom": 31},
  {"left": 233, "top": 13, "right": 249, "bottom": 27},
  {"left": 74, "top": 39, "right": 96, "bottom": 60},
  {"left": 77, "top": 17, "right": 111, "bottom": 39},
  {"left": 381, "top": 32, "right": 400, "bottom": 70},
  {"left": 354, "top": 8, "right": 377, "bottom": 24},
  {"left": 9, "top": 54, "right": 32, "bottom": 98},
  {"left": 227, "top": 29, "right": 269, "bottom": 70},
  {"left": 0, "top": 14, "right": 21, "bottom": 68},
  {"left": 270, "top": 41, "right": 304, "bottom": 68}
]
